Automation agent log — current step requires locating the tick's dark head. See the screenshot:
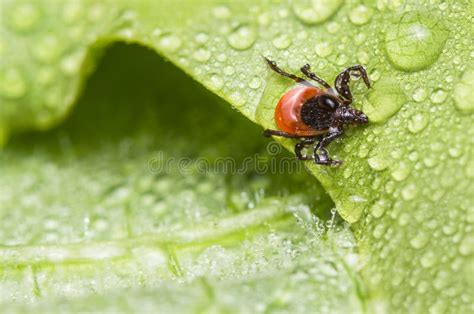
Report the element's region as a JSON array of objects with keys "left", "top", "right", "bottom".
[{"left": 335, "top": 106, "right": 368, "bottom": 125}]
